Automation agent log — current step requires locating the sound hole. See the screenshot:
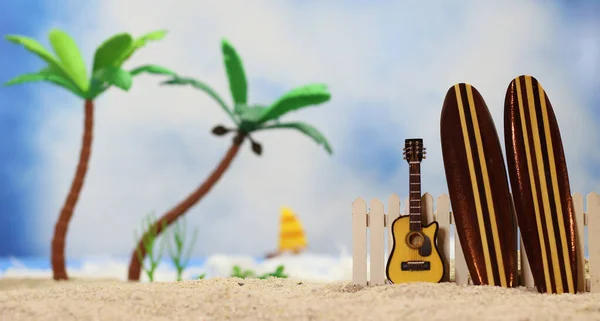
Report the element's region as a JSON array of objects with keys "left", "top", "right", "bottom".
[{"left": 405, "top": 231, "right": 424, "bottom": 249}]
